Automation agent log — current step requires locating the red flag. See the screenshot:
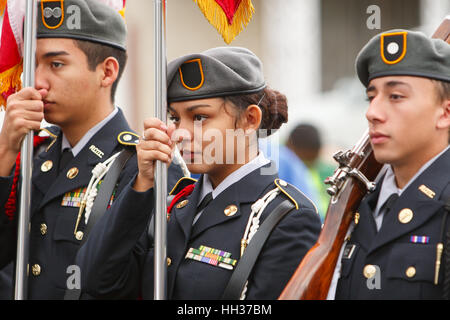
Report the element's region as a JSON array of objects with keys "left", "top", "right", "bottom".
[
  {"left": 0, "top": 0, "right": 25, "bottom": 108},
  {"left": 194, "top": 0, "right": 255, "bottom": 44}
]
